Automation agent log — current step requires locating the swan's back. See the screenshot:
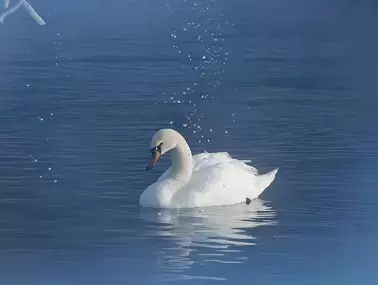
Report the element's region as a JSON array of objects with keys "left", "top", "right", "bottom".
[
  {"left": 192, "top": 152, "right": 258, "bottom": 175},
  {"left": 170, "top": 152, "right": 277, "bottom": 208}
]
